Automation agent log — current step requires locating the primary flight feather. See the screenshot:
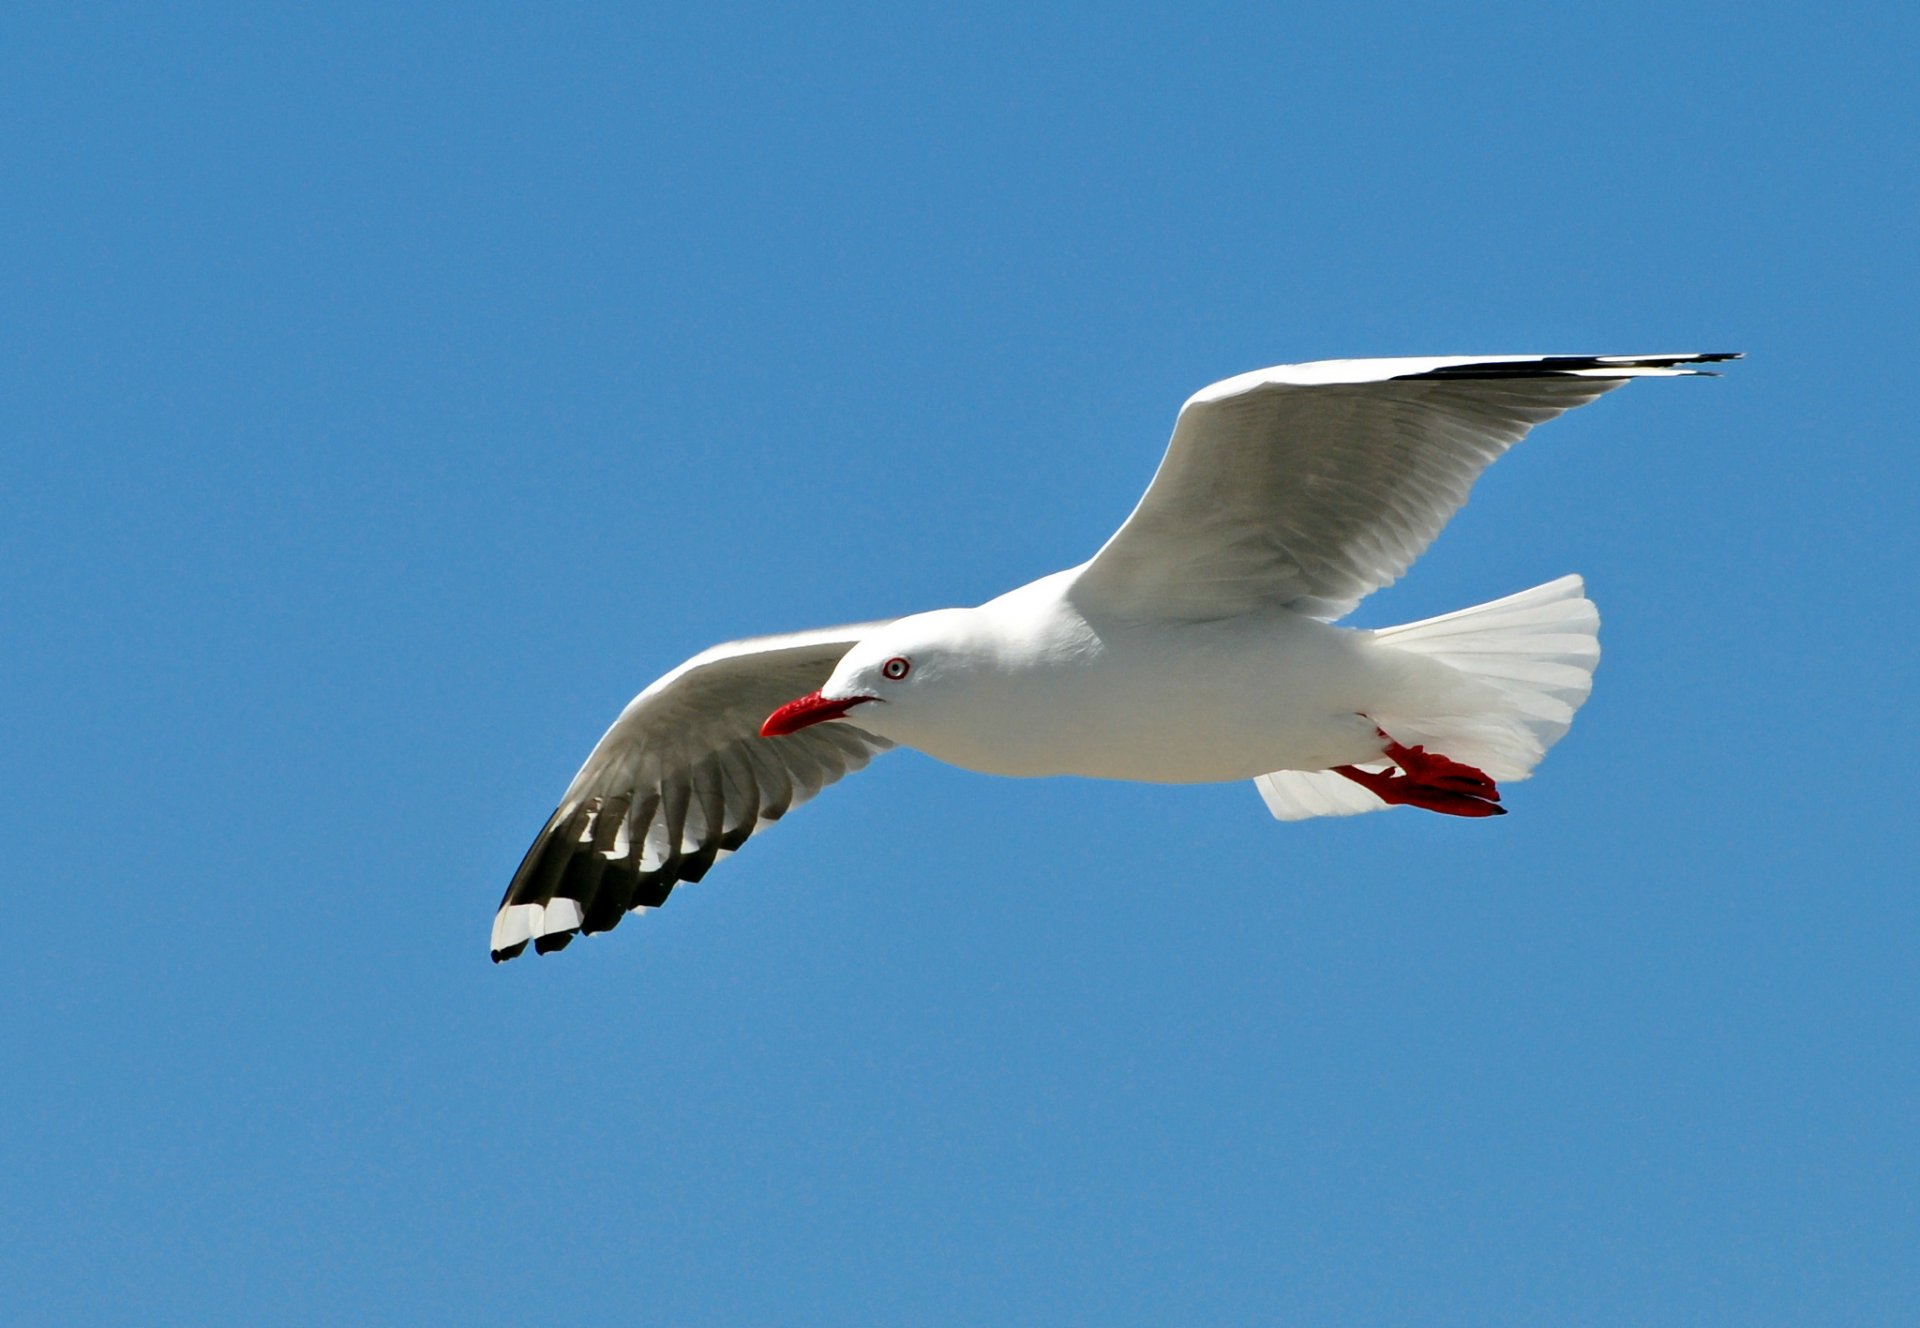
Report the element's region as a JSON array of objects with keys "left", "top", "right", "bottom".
[{"left": 492, "top": 351, "right": 1737, "bottom": 961}]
